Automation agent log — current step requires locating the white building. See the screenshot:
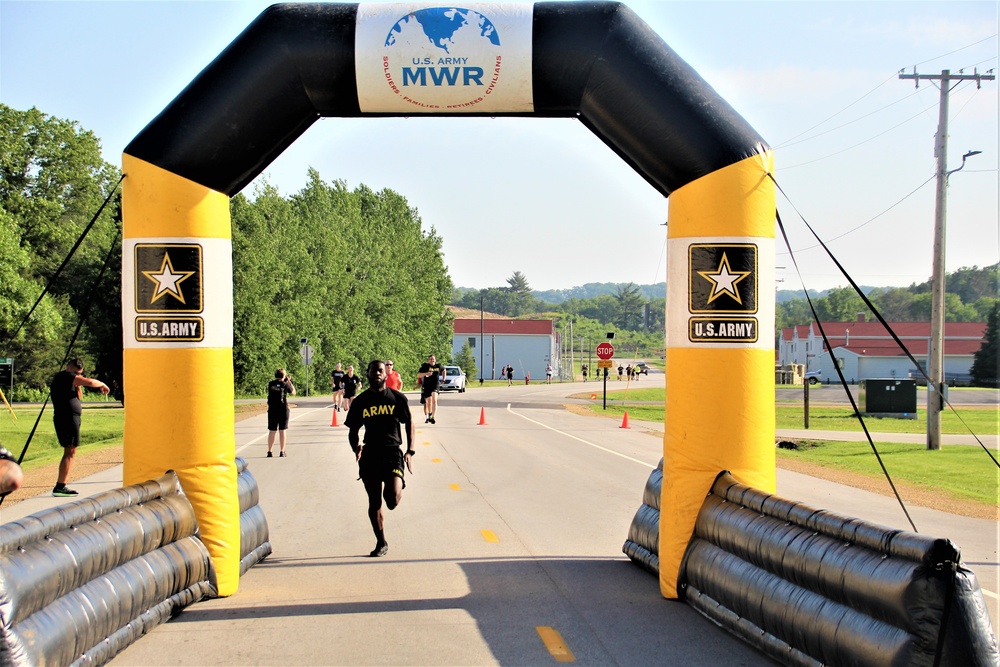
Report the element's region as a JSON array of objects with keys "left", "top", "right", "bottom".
[
  {"left": 452, "top": 318, "right": 557, "bottom": 381},
  {"left": 779, "top": 315, "right": 986, "bottom": 384}
]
